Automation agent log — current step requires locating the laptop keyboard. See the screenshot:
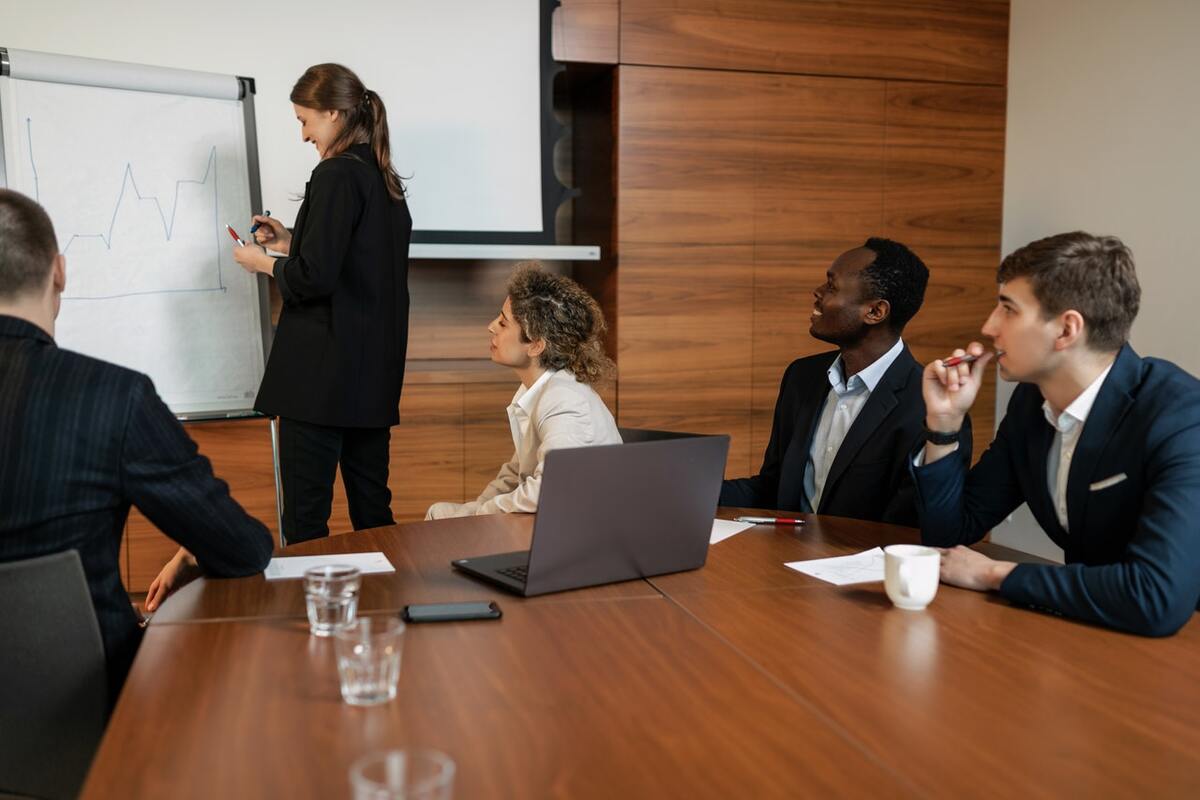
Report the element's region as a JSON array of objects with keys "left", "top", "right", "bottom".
[{"left": 497, "top": 564, "right": 529, "bottom": 583}]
